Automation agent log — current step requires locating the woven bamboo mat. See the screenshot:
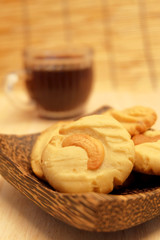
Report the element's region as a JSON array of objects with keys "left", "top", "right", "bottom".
[{"left": 0, "top": 0, "right": 160, "bottom": 91}]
